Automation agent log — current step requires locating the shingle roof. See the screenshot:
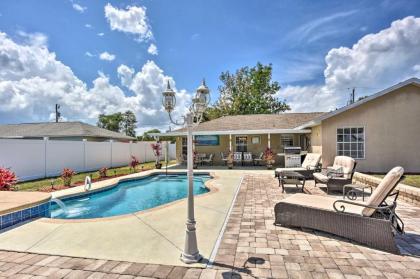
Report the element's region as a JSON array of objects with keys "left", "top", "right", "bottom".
[
  {"left": 0, "top": 122, "right": 135, "bottom": 140},
  {"left": 175, "top": 113, "right": 325, "bottom": 133}
]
